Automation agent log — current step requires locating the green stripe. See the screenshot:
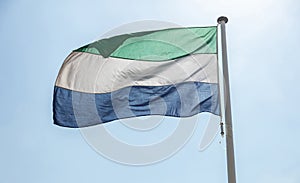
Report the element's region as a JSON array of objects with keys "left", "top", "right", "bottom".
[{"left": 75, "top": 26, "right": 217, "bottom": 61}]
